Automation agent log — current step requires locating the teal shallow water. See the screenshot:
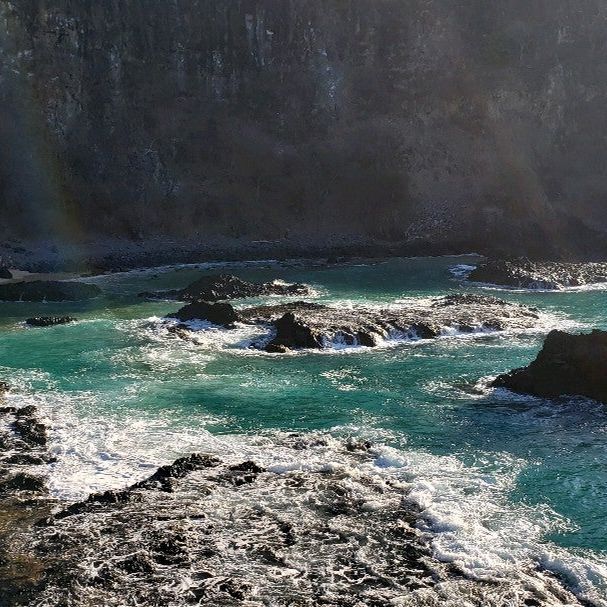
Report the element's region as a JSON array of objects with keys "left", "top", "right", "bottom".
[{"left": 1, "top": 256, "right": 606, "bottom": 599}]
